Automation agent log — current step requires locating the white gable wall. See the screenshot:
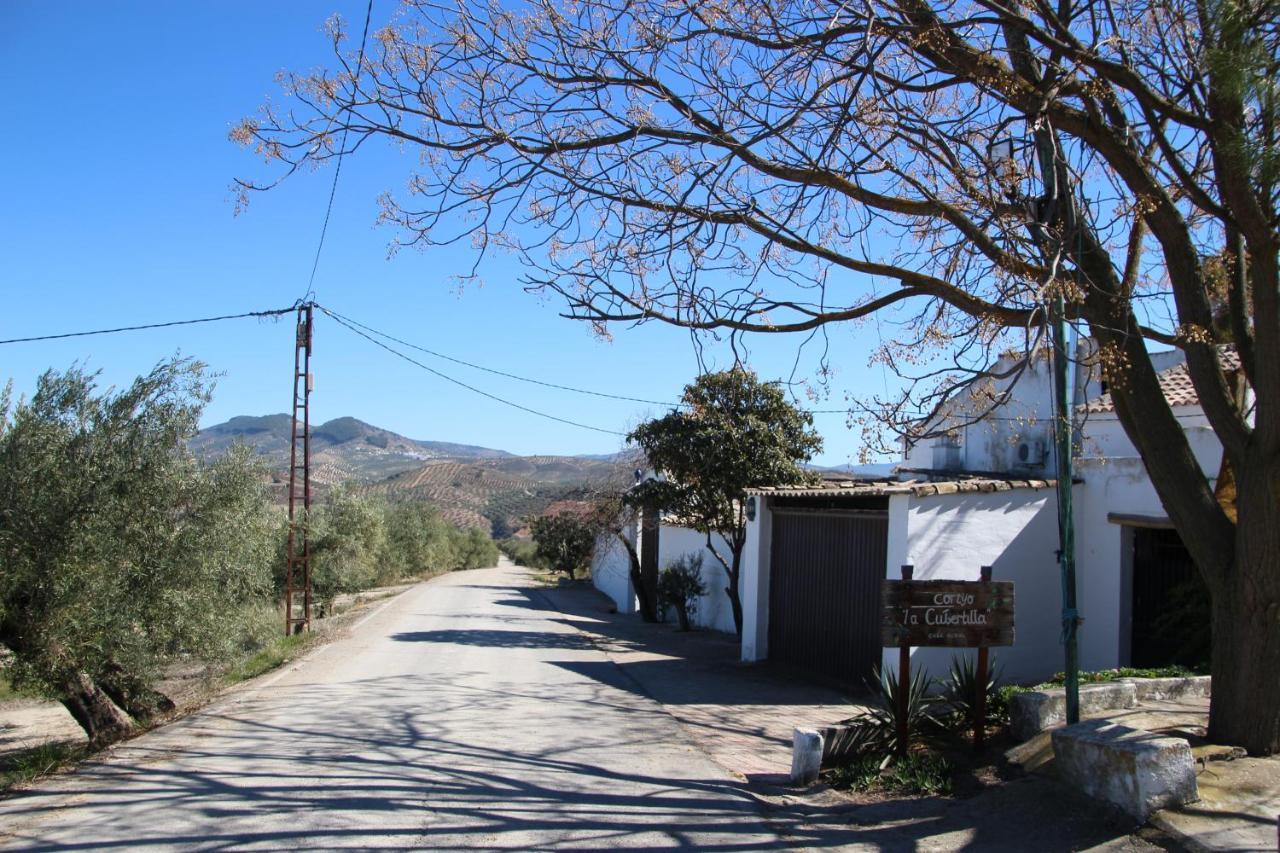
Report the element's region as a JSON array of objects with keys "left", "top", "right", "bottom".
[{"left": 882, "top": 488, "right": 1064, "bottom": 685}]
